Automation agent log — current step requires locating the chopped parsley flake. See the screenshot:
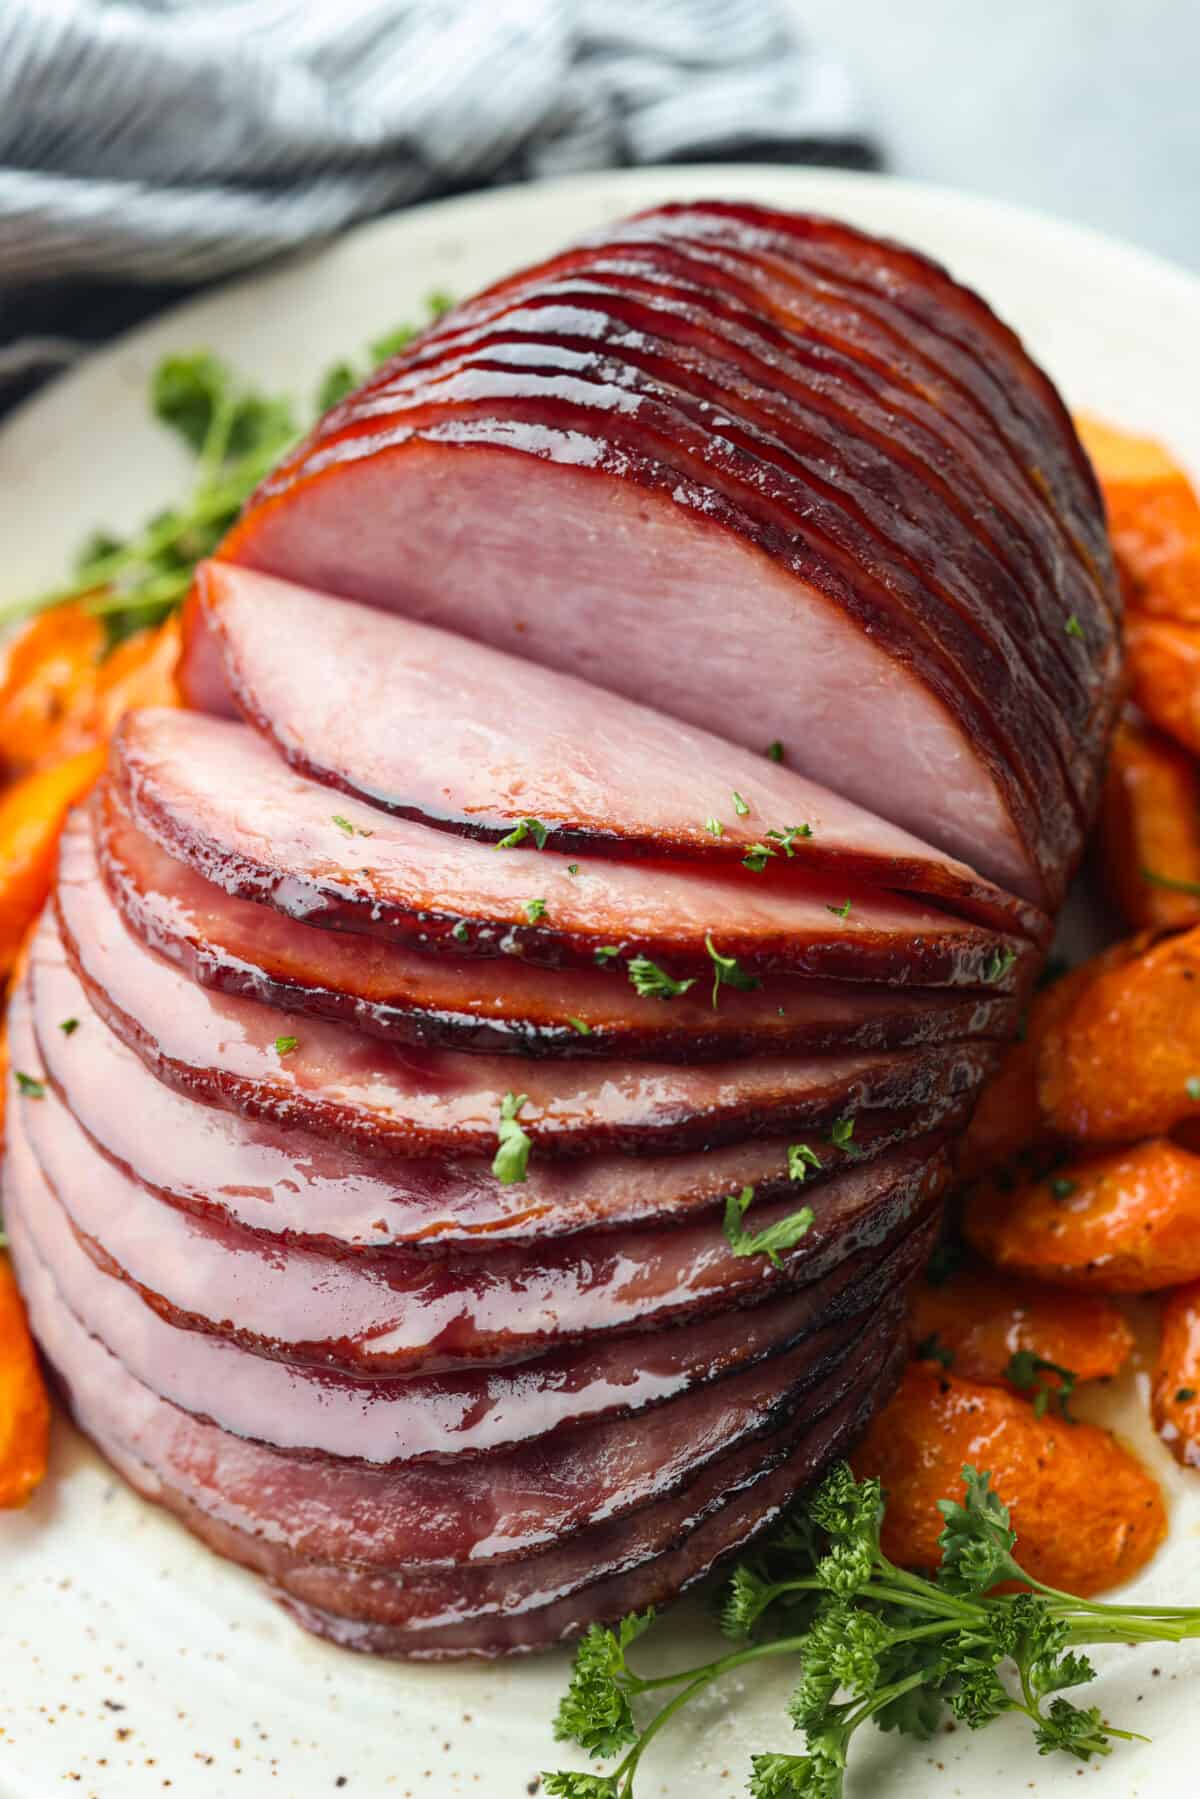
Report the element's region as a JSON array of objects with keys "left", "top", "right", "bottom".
[
  {"left": 1177, "top": 1387, "right": 1198, "bottom": 1404},
  {"left": 742, "top": 843, "right": 775, "bottom": 872},
  {"left": 1065, "top": 613, "right": 1085, "bottom": 639},
  {"left": 451, "top": 920, "right": 470, "bottom": 944},
  {"left": 566, "top": 1016, "right": 592, "bottom": 1036},
  {"left": 723, "top": 1184, "right": 814, "bottom": 1269},
  {"left": 765, "top": 740, "right": 784, "bottom": 763},
  {"left": 915, "top": 1331, "right": 955, "bottom": 1369},
  {"left": 766, "top": 823, "right": 813, "bottom": 856},
  {"left": 1188, "top": 1077, "right": 1200, "bottom": 1102},
  {"left": 495, "top": 817, "right": 549, "bottom": 851},
  {"left": 732, "top": 791, "right": 751, "bottom": 816},
  {"left": 705, "top": 816, "right": 724, "bottom": 838},
  {"left": 567, "top": 863, "right": 580, "bottom": 876},
  {"left": 15, "top": 1071, "right": 45, "bottom": 1098},
  {"left": 594, "top": 945, "right": 621, "bottom": 964},
  {"left": 274, "top": 1035, "right": 299, "bottom": 1057},
  {"left": 830, "top": 1114, "right": 859, "bottom": 1154},
  {"left": 627, "top": 956, "right": 695, "bottom": 1001},
  {"left": 1049, "top": 1176, "right": 1077, "bottom": 1200},
  {"left": 787, "top": 1143, "right": 823, "bottom": 1183},
  {"left": 59, "top": 1018, "right": 80, "bottom": 1036},
  {"left": 523, "top": 897, "right": 548, "bottom": 924},
  {"left": 984, "top": 946, "right": 1018, "bottom": 983},
  {"left": 704, "top": 934, "right": 761, "bottom": 1009},
  {"left": 331, "top": 814, "right": 372, "bottom": 838},
  {"left": 1005, "top": 1348, "right": 1078, "bottom": 1420},
  {"left": 826, "top": 898, "right": 852, "bottom": 920},
  {"left": 492, "top": 1091, "right": 532, "bottom": 1185}
]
